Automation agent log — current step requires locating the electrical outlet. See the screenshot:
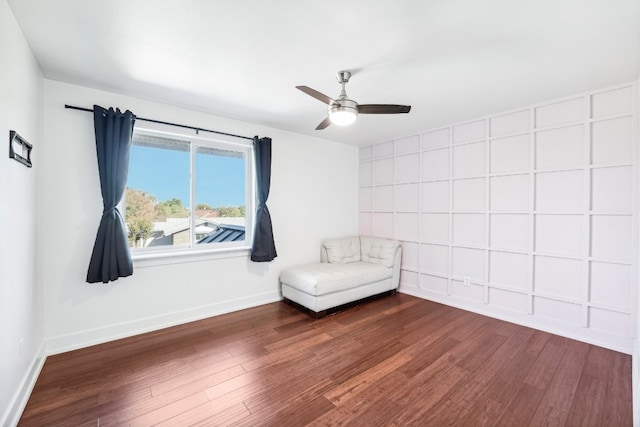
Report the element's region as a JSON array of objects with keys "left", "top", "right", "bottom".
[
  {"left": 463, "top": 276, "right": 471, "bottom": 287},
  {"left": 19, "top": 337, "right": 25, "bottom": 358}
]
